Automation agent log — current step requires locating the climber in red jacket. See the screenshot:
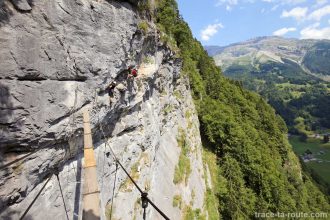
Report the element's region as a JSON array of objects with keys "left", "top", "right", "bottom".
[
  {"left": 127, "top": 65, "right": 138, "bottom": 79},
  {"left": 131, "top": 68, "right": 138, "bottom": 77}
]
